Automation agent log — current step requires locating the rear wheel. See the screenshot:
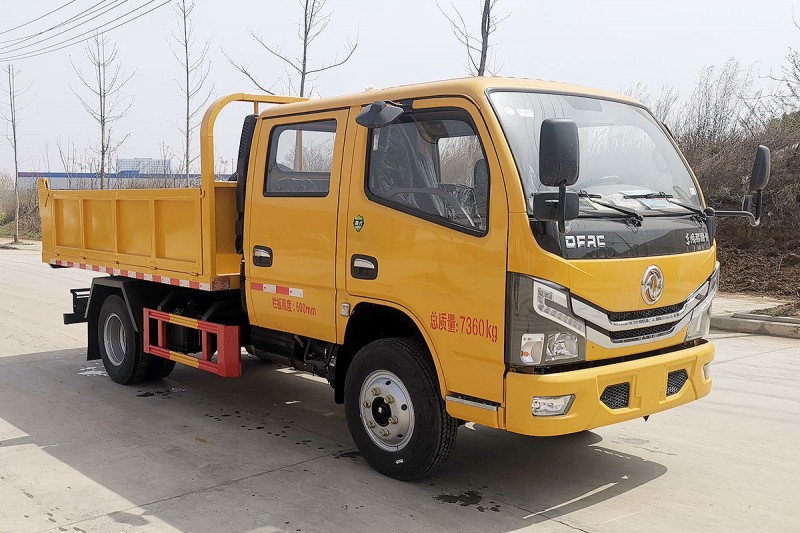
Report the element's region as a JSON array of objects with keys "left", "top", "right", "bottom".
[
  {"left": 97, "top": 295, "right": 149, "bottom": 384},
  {"left": 344, "top": 338, "right": 457, "bottom": 480},
  {"left": 146, "top": 357, "right": 176, "bottom": 380}
]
